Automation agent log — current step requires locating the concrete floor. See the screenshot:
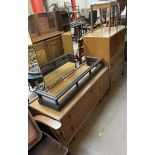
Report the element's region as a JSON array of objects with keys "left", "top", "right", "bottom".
[{"left": 70, "top": 69, "right": 127, "bottom": 155}]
